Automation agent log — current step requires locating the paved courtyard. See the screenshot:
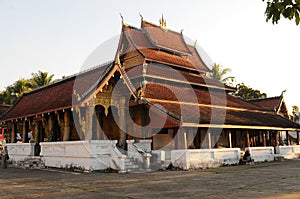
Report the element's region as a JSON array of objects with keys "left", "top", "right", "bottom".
[{"left": 0, "top": 159, "right": 300, "bottom": 199}]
